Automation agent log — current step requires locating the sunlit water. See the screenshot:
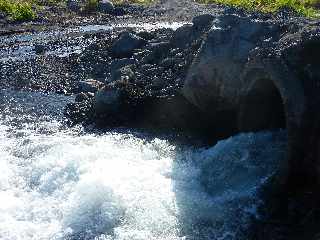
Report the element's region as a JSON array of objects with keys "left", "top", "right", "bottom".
[{"left": 0, "top": 89, "right": 287, "bottom": 240}]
